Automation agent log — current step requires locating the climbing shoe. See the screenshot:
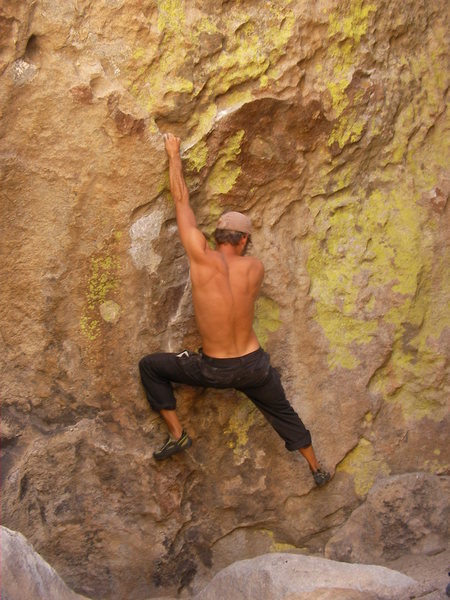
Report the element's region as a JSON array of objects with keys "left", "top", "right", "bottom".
[
  {"left": 153, "top": 430, "right": 192, "bottom": 460},
  {"left": 312, "top": 467, "right": 331, "bottom": 487}
]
